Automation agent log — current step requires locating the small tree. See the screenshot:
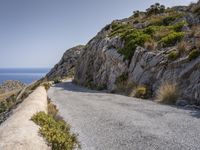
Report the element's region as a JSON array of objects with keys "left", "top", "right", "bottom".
[
  {"left": 133, "top": 10, "right": 140, "bottom": 17},
  {"left": 146, "top": 3, "right": 165, "bottom": 16}
]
